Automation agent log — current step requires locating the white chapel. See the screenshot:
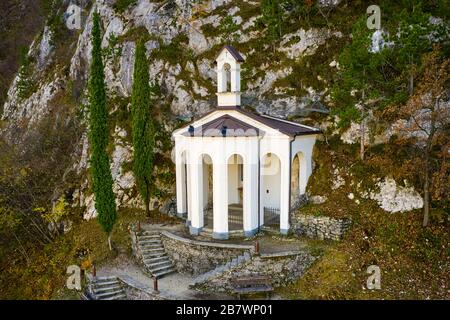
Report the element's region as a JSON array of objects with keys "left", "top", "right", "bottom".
[{"left": 172, "top": 45, "right": 321, "bottom": 239}]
